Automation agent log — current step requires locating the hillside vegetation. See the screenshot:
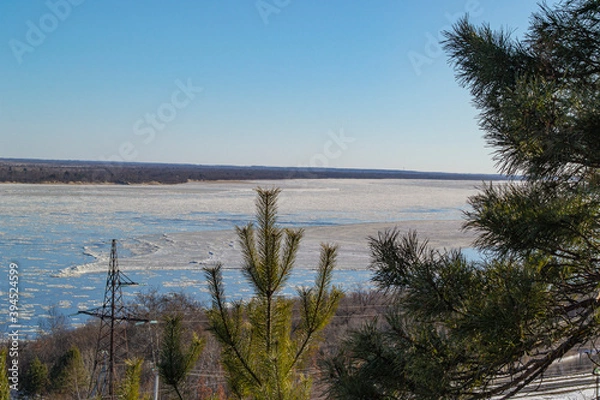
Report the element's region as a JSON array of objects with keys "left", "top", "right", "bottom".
[{"left": 0, "top": 158, "right": 504, "bottom": 184}]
